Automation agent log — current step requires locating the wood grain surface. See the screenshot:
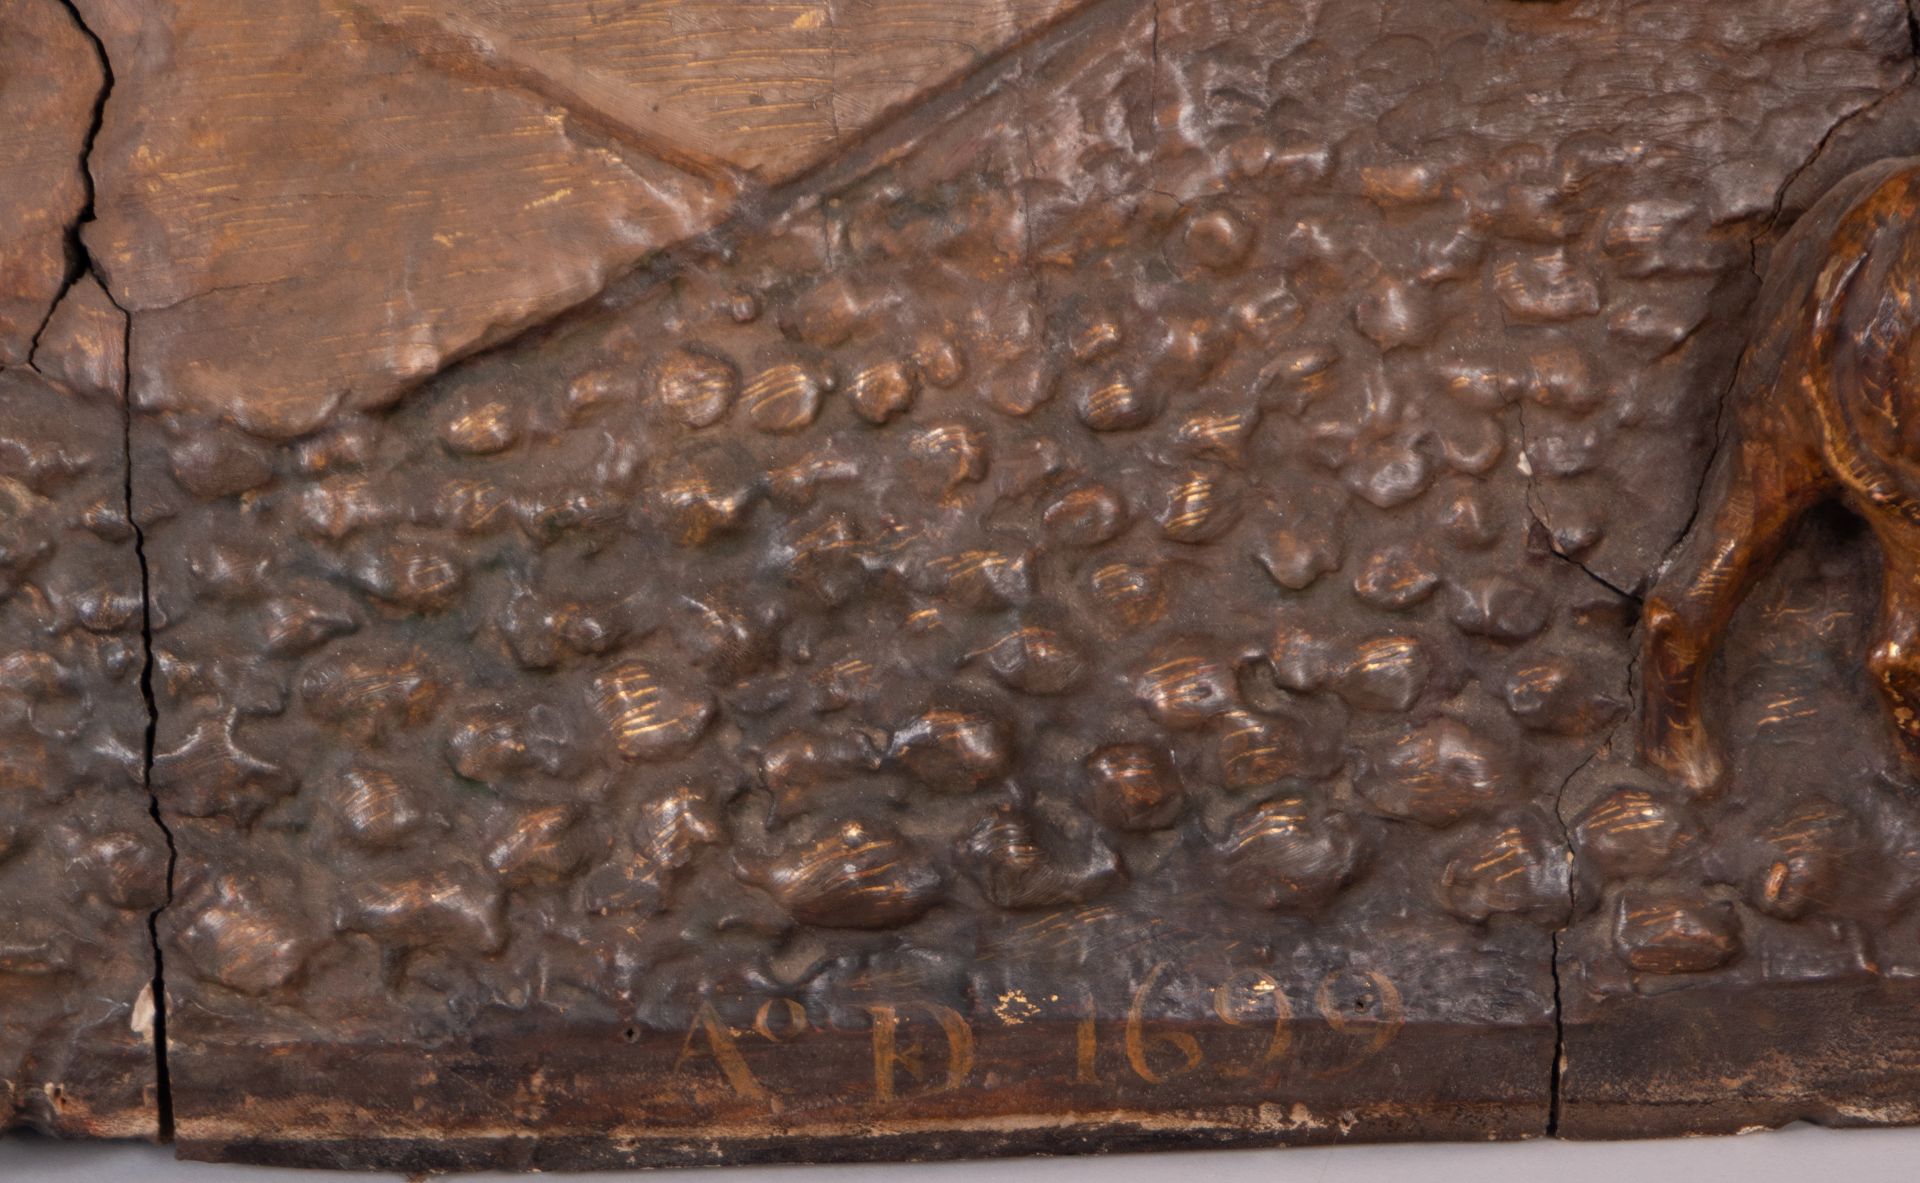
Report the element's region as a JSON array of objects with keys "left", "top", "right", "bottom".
[
  {"left": 71, "top": 0, "right": 1086, "bottom": 441},
  {"left": 11, "top": 0, "right": 1920, "bottom": 1167}
]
